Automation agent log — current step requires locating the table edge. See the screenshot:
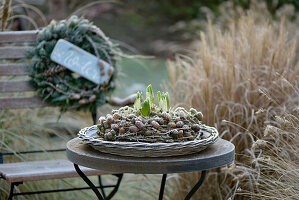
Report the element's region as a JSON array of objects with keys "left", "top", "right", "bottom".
[{"left": 66, "top": 138, "right": 235, "bottom": 174}]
